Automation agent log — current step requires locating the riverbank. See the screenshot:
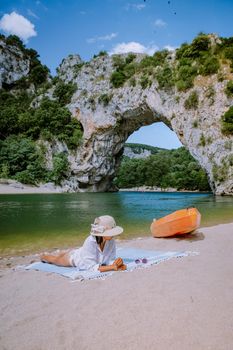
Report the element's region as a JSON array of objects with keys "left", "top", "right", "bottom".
[
  {"left": 119, "top": 186, "right": 209, "bottom": 193},
  {"left": 1, "top": 222, "right": 233, "bottom": 350},
  {"left": 0, "top": 181, "right": 210, "bottom": 194},
  {"left": 0, "top": 179, "right": 64, "bottom": 194}
]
